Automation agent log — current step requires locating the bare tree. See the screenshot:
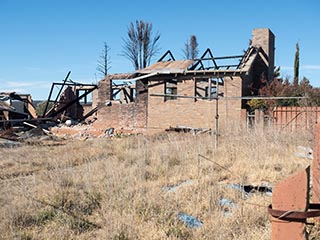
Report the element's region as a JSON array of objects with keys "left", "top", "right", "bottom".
[
  {"left": 183, "top": 35, "right": 199, "bottom": 60},
  {"left": 122, "top": 20, "right": 160, "bottom": 70},
  {"left": 97, "top": 42, "right": 111, "bottom": 77}
]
